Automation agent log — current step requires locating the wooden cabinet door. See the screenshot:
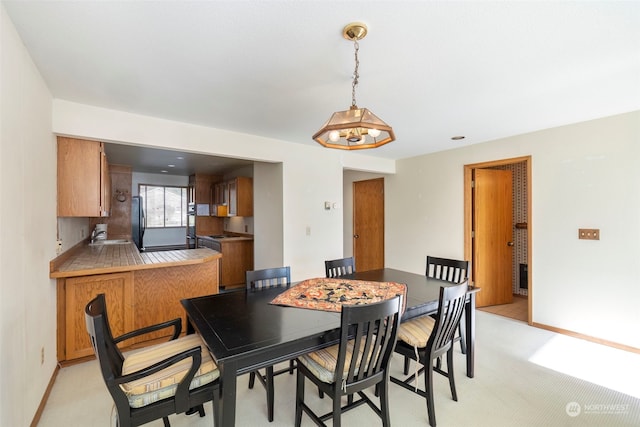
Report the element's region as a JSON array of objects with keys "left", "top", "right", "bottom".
[
  {"left": 57, "top": 137, "right": 101, "bottom": 217},
  {"left": 100, "top": 149, "right": 111, "bottom": 217},
  {"left": 220, "top": 240, "right": 253, "bottom": 286},
  {"left": 236, "top": 177, "right": 253, "bottom": 217},
  {"left": 194, "top": 174, "right": 214, "bottom": 204},
  {"left": 213, "top": 182, "right": 228, "bottom": 205},
  {"left": 57, "top": 137, "right": 111, "bottom": 217},
  {"left": 228, "top": 179, "right": 237, "bottom": 216},
  {"left": 64, "top": 272, "right": 133, "bottom": 360}
]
